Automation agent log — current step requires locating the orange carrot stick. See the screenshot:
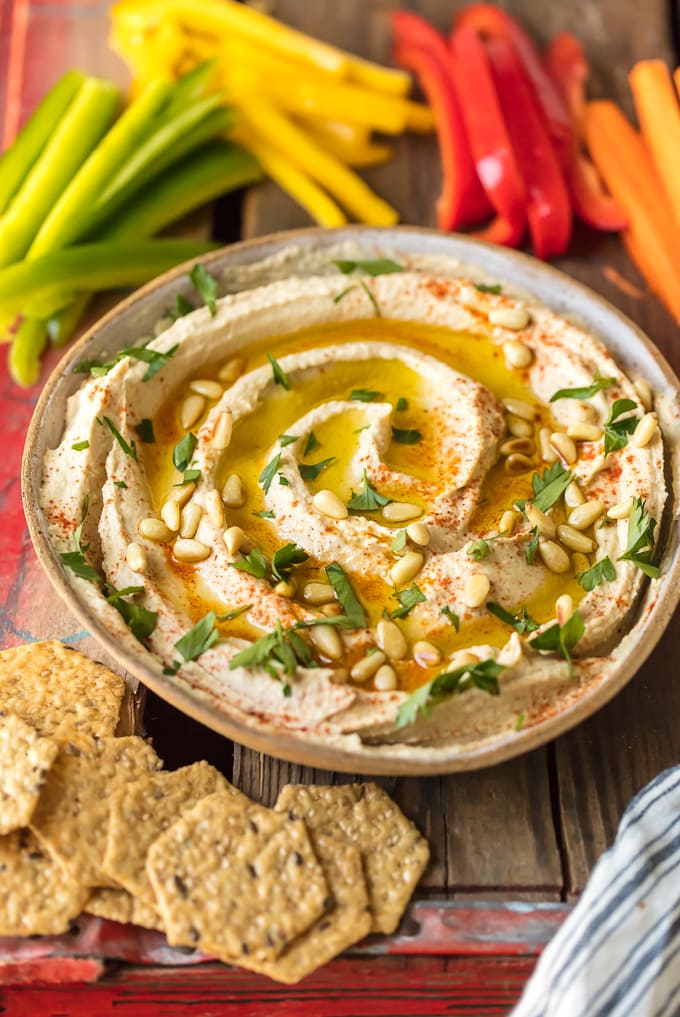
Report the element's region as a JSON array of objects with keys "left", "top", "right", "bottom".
[{"left": 629, "top": 60, "right": 680, "bottom": 228}]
